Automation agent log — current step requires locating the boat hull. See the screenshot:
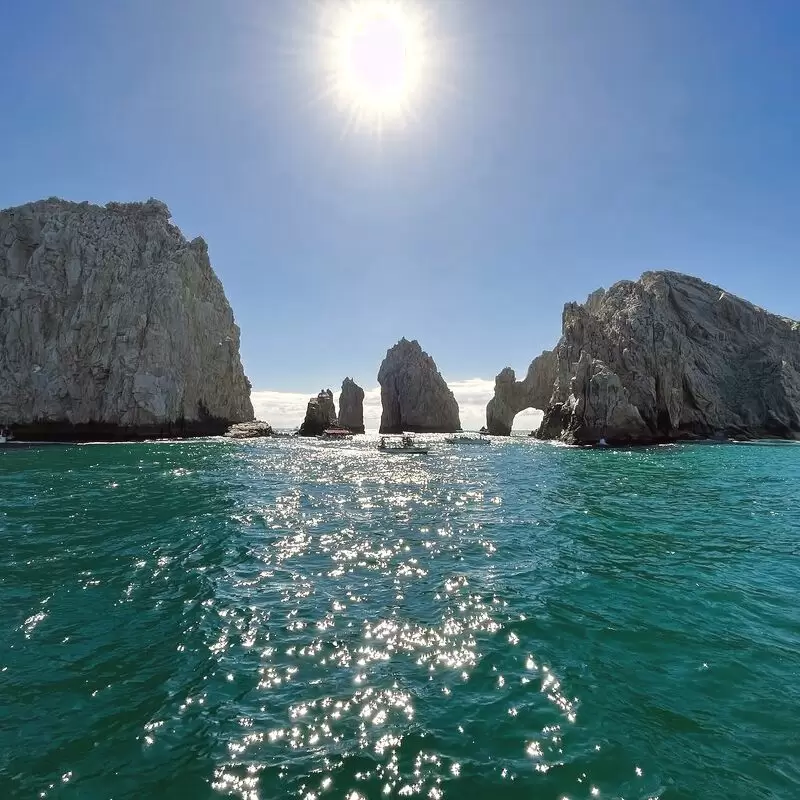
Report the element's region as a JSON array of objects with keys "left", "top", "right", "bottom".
[{"left": 380, "top": 448, "right": 429, "bottom": 454}]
